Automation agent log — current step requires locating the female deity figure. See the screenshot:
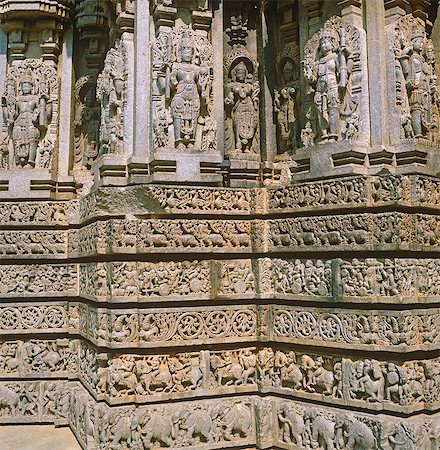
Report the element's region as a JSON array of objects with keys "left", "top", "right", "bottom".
[
  {"left": 168, "top": 31, "right": 208, "bottom": 149},
  {"left": 399, "top": 30, "right": 436, "bottom": 138},
  {"left": 274, "top": 58, "right": 297, "bottom": 153},
  {"left": 304, "top": 26, "right": 353, "bottom": 142},
  {"left": 2, "top": 70, "right": 50, "bottom": 168},
  {"left": 225, "top": 60, "right": 260, "bottom": 154}
]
